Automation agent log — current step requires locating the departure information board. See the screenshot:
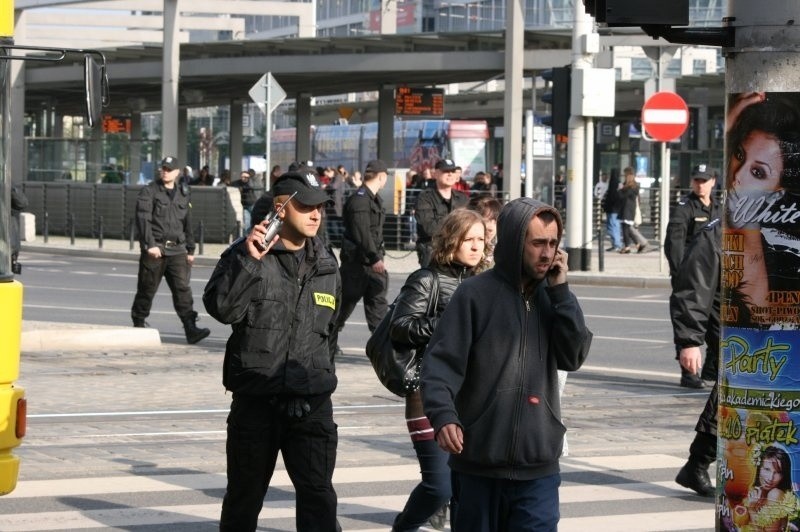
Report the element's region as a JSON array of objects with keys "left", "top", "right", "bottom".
[
  {"left": 395, "top": 87, "right": 445, "bottom": 116},
  {"left": 102, "top": 115, "right": 131, "bottom": 134}
]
